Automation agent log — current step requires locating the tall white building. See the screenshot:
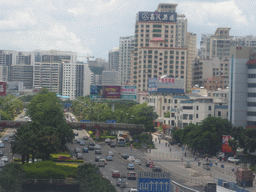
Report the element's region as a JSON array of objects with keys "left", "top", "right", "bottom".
[
  {"left": 118, "top": 36, "right": 135, "bottom": 85},
  {"left": 108, "top": 48, "right": 119, "bottom": 71},
  {"left": 62, "top": 61, "right": 76, "bottom": 100},
  {"left": 84, "top": 64, "right": 94, "bottom": 96}
]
